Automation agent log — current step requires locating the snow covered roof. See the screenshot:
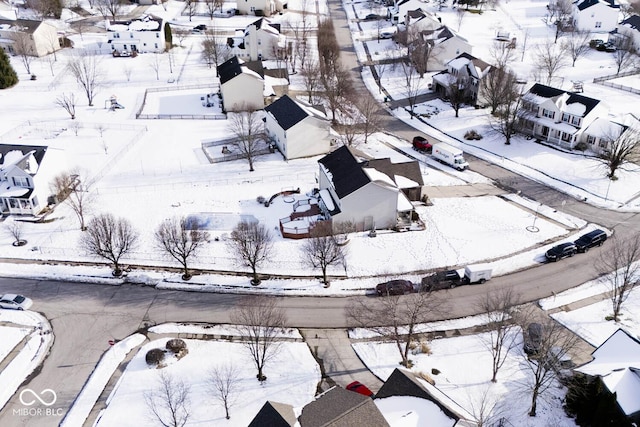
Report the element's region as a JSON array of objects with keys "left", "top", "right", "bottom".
[
  {"left": 581, "top": 117, "right": 625, "bottom": 139},
  {"left": 575, "top": 329, "right": 640, "bottom": 416},
  {"left": 217, "top": 56, "right": 265, "bottom": 84},
  {"left": 524, "top": 83, "right": 601, "bottom": 117},
  {"left": 575, "top": 0, "right": 619, "bottom": 11},
  {"left": 363, "top": 167, "right": 397, "bottom": 188},
  {"left": 0, "top": 145, "right": 46, "bottom": 175},
  {"left": 107, "top": 16, "right": 162, "bottom": 32},
  {"left": 621, "top": 15, "right": 640, "bottom": 32}
]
